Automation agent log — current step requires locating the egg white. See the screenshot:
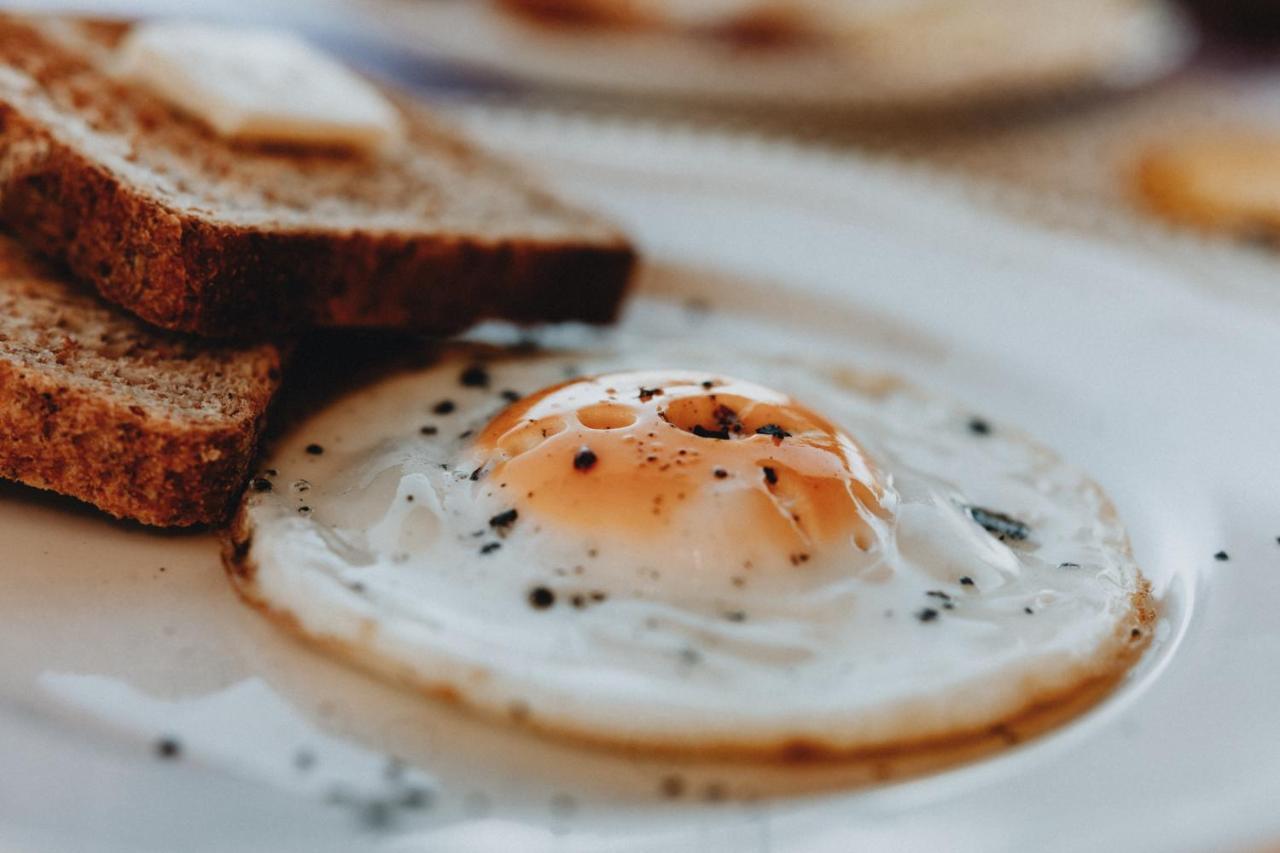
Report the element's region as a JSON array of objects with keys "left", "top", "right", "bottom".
[{"left": 226, "top": 333, "right": 1151, "bottom": 759}]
